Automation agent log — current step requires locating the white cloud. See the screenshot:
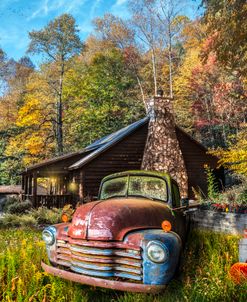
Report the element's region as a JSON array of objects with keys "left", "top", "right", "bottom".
[
  {"left": 28, "top": 0, "right": 49, "bottom": 20},
  {"left": 27, "top": 0, "right": 87, "bottom": 21},
  {"left": 115, "top": 0, "right": 128, "bottom": 6}
]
